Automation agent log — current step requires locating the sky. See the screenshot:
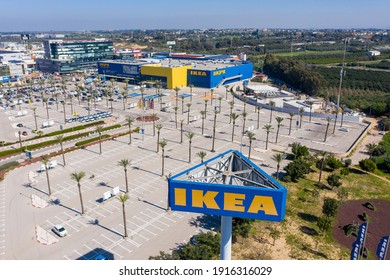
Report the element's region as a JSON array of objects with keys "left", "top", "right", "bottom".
[{"left": 1, "top": 0, "right": 389, "bottom": 32}]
